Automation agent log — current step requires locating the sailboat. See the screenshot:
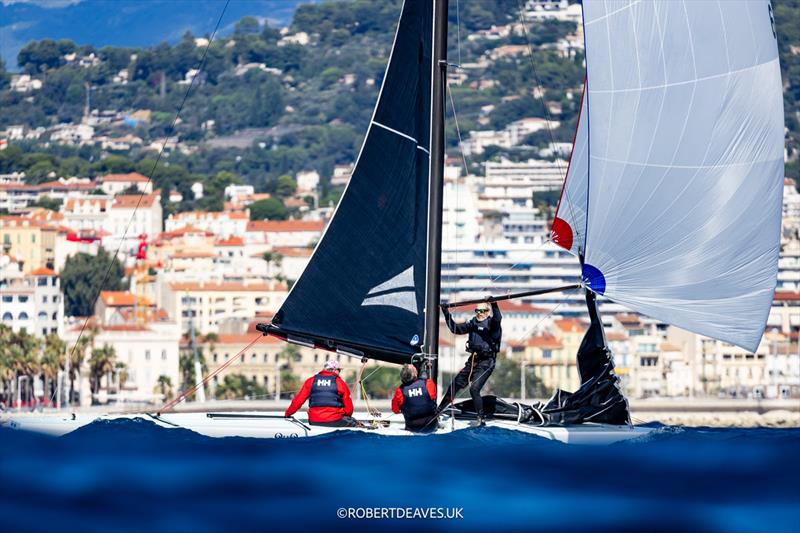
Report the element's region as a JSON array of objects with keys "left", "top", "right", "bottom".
[{"left": 4, "top": 0, "right": 784, "bottom": 445}]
